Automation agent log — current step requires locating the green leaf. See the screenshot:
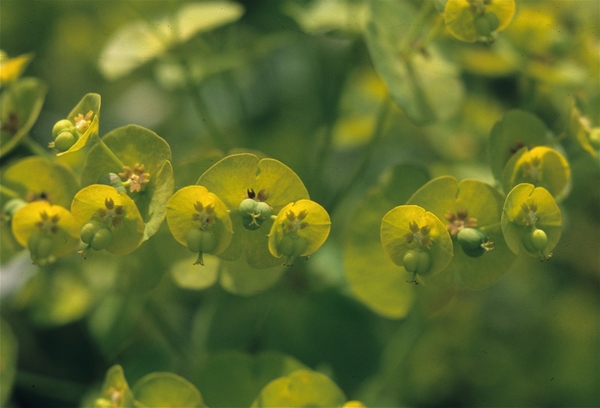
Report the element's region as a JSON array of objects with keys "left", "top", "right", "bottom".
[
  {"left": 99, "top": 2, "right": 244, "bottom": 80},
  {"left": 81, "top": 125, "right": 174, "bottom": 241},
  {"left": 344, "top": 164, "right": 428, "bottom": 318},
  {"left": 1, "top": 156, "right": 79, "bottom": 208},
  {"left": 197, "top": 153, "right": 309, "bottom": 268},
  {"left": 251, "top": 369, "right": 346, "bottom": 408},
  {"left": 501, "top": 183, "right": 562, "bottom": 259},
  {"left": 365, "top": 0, "right": 464, "bottom": 124},
  {"left": 132, "top": 372, "right": 205, "bottom": 408},
  {"left": 194, "top": 350, "right": 307, "bottom": 408},
  {"left": 13, "top": 264, "right": 95, "bottom": 326},
  {"left": 0, "top": 77, "right": 47, "bottom": 157},
  {"left": 94, "top": 365, "right": 135, "bottom": 408},
  {"left": 407, "top": 176, "right": 517, "bottom": 290},
  {"left": 501, "top": 146, "right": 571, "bottom": 201},
  {"left": 282, "top": 0, "right": 367, "bottom": 35},
  {"left": 488, "top": 109, "right": 550, "bottom": 182},
  {"left": 0, "top": 319, "right": 18, "bottom": 406},
  {"left": 219, "top": 255, "right": 285, "bottom": 295}
]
